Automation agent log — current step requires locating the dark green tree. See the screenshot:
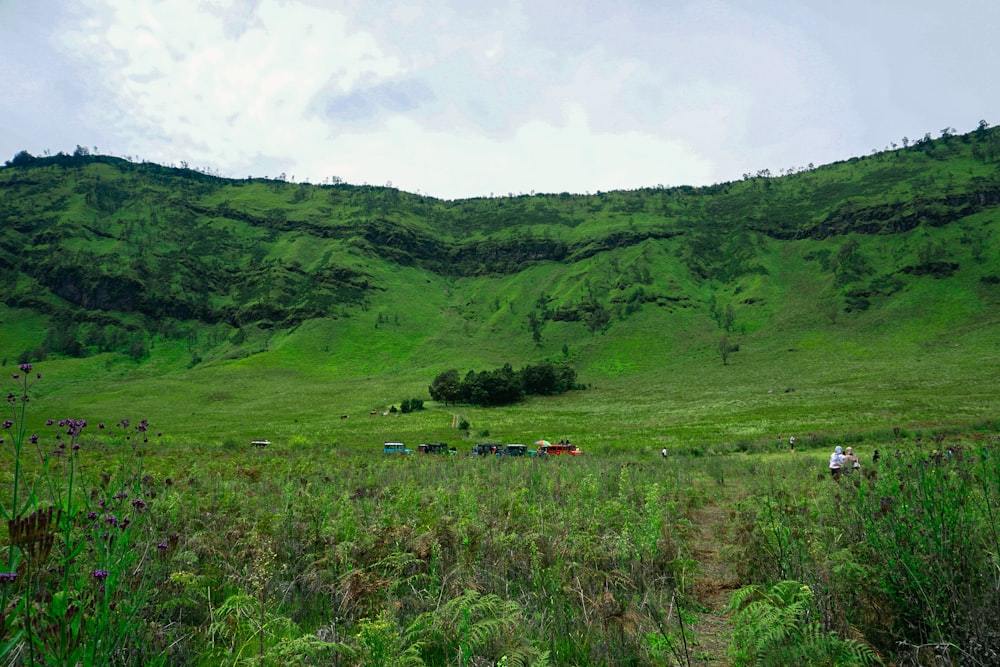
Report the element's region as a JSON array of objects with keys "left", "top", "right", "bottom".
[
  {"left": 554, "top": 364, "right": 577, "bottom": 392},
  {"left": 527, "top": 311, "right": 542, "bottom": 344},
  {"left": 722, "top": 303, "right": 736, "bottom": 332},
  {"left": 718, "top": 334, "right": 731, "bottom": 365},
  {"left": 834, "top": 238, "right": 870, "bottom": 285},
  {"left": 521, "top": 361, "right": 559, "bottom": 395},
  {"left": 486, "top": 363, "right": 523, "bottom": 405},
  {"left": 429, "top": 369, "right": 461, "bottom": 405}
]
